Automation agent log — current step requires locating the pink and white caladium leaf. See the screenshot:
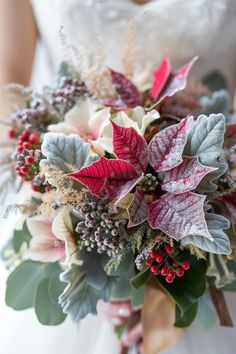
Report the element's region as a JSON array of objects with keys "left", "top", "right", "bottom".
[
  {"left": 112, "top": 121, "right": 149, "bottom": 174},
  {"left": 149, "top": 118, "right": 187, "bottom": 172},
  {"left": 148, "top": 192, "right": 213, "bottom": 241},
  {"left": 101, "top": 69, "right": 142, "bottom": 109},
  {"left": 127, "top": 188, "right": 149, "bottom": 227},
  {"left": 68, "top": 157, "right": 141, "bottom": 199},
  {"left": 151, "top": 56, "right": 198, "bottom": 103},
  {"left": 162, "top": 156, "right": 217, "bottom": 194}
]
